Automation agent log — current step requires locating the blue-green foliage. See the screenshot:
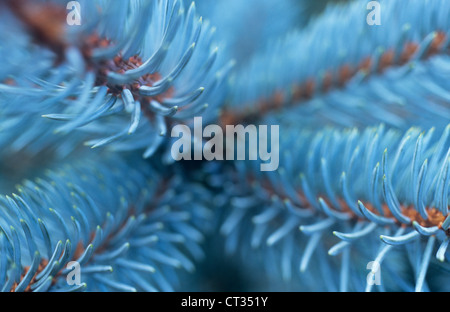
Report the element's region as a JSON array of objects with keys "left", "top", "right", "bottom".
[
  {"left": 0, "top": 0, "right": 230, "bottom": 158},
  {"left": 0, "top": 153, "right": 213, "bottom": 291},
  {"left": 215, "top": 124, "right": 449, "bottom": 291},
  {"left": 0, "top": 0, "right": 449, "bottom": 292}
]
